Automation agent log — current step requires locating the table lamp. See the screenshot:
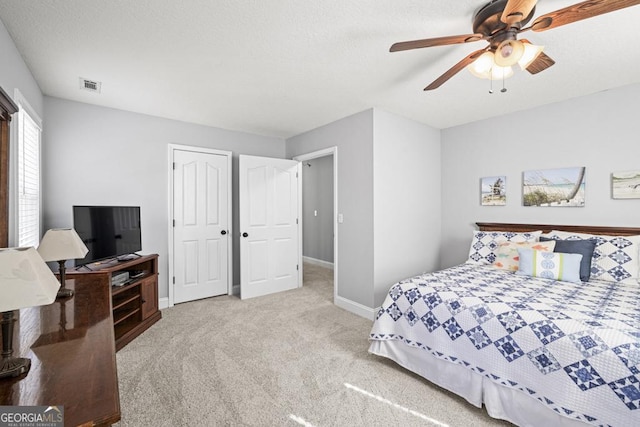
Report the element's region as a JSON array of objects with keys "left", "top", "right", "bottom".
[
  {"left": 37, "top": 228, "right": 89, "bottom": 298},
  {"left": 0, "top": 247, "right": 61, "bottom": 379}
]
